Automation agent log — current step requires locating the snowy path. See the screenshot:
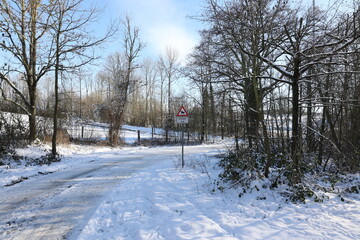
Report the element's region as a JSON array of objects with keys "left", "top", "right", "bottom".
[
  {"left": 0, "top": 145, "right": 221, "bottom": 240},
  {"left": 1, "top": 142, "right": 358, "bottom": 240},
  {"left": 77, "top": 144, "right": 360, "bottom": 240}
]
